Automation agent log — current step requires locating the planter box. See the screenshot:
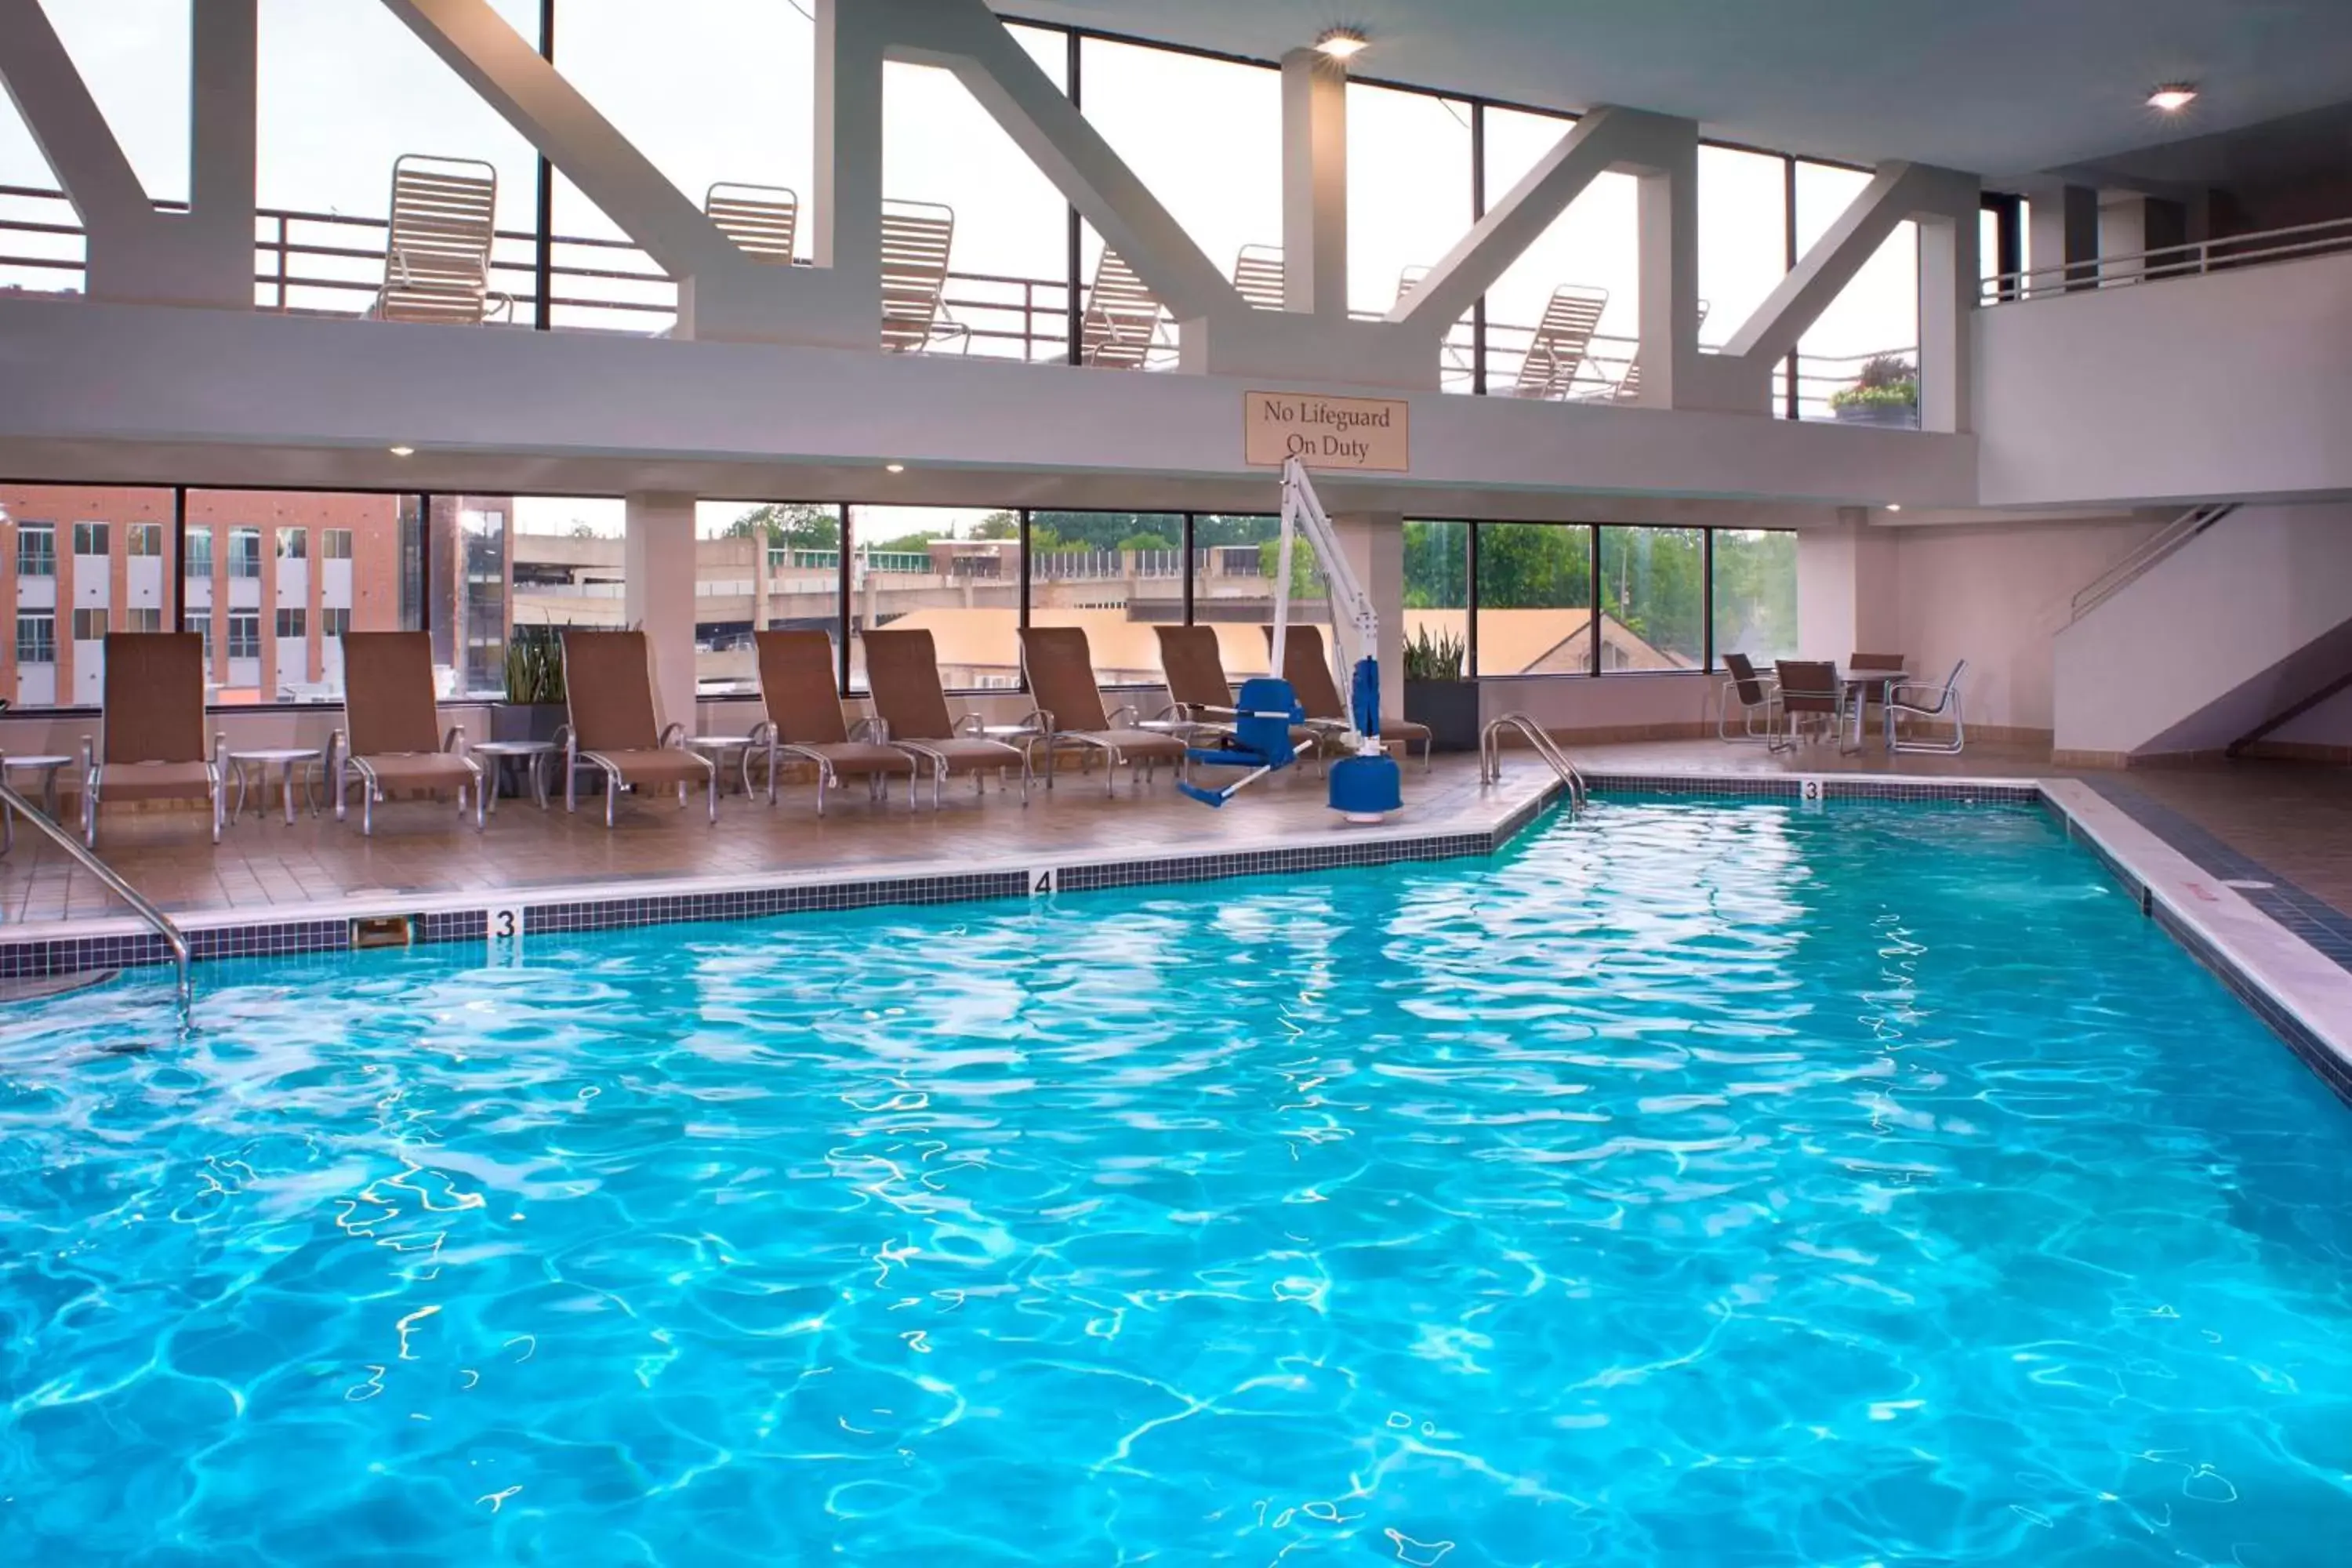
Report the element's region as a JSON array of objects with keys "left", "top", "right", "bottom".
[
  {"left": 1832, "top": 401, "right": 1918, "bottom": 429},
  {"left": 489, "top": 702, "right": 566, "bottom": 745},
  {"left": 1403, "top": 680, "right": 1481, "bottom": 753}
]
